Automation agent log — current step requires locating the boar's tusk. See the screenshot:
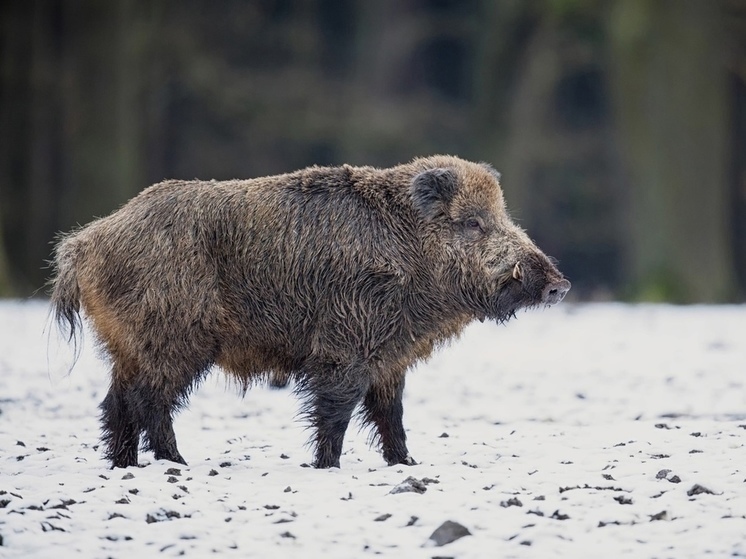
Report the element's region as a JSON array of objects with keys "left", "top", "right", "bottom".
[{"left": 512, "top": 262, "right": 522, "bottom": 281}]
